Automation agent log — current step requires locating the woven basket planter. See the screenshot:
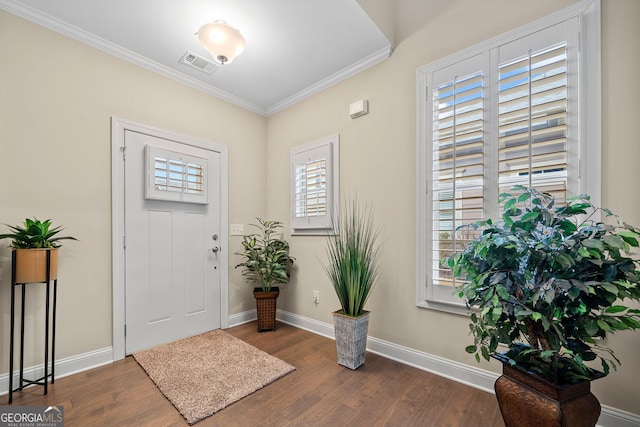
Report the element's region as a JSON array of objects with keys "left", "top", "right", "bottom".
[
  {"left": 253, "top": 287, "right": 280, "bottom": 332},
  {"left": 333, "top": 310, "right": 370, "bottom": 370}
]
